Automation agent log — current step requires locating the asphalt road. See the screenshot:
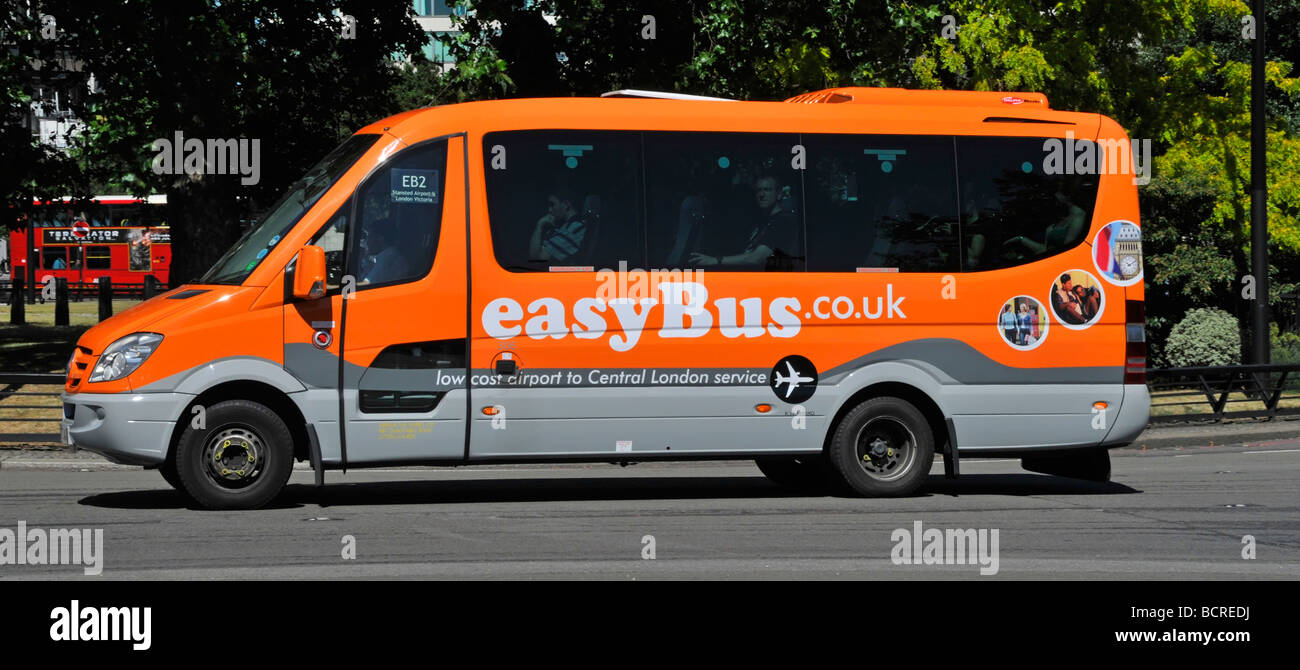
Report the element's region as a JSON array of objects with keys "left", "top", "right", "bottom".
[{"left": 1, "top": 441, "right": 1298, "bottom": 580}]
